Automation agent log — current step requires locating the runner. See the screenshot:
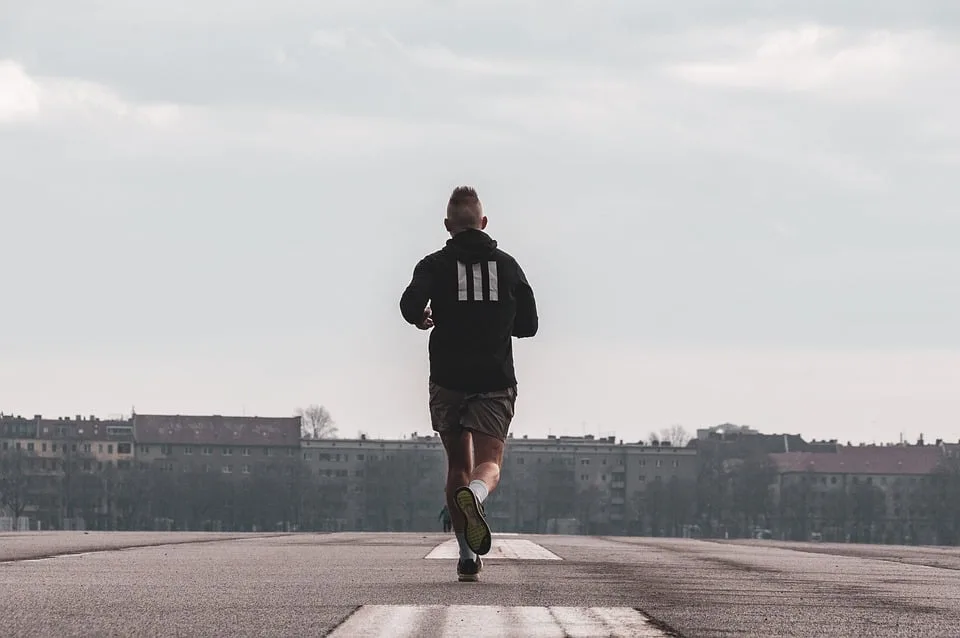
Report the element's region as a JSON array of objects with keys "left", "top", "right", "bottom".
[
  {"left": 439, "top": 504, "right": 452, "bottom": 533},
  {"left": 400, "top": 185, "right": 539, "bottom": 582}
]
